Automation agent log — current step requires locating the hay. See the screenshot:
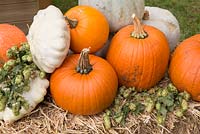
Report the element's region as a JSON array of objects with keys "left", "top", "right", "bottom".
[{"left": 1, "top": 80, "right": 200, "bottom": 134}]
